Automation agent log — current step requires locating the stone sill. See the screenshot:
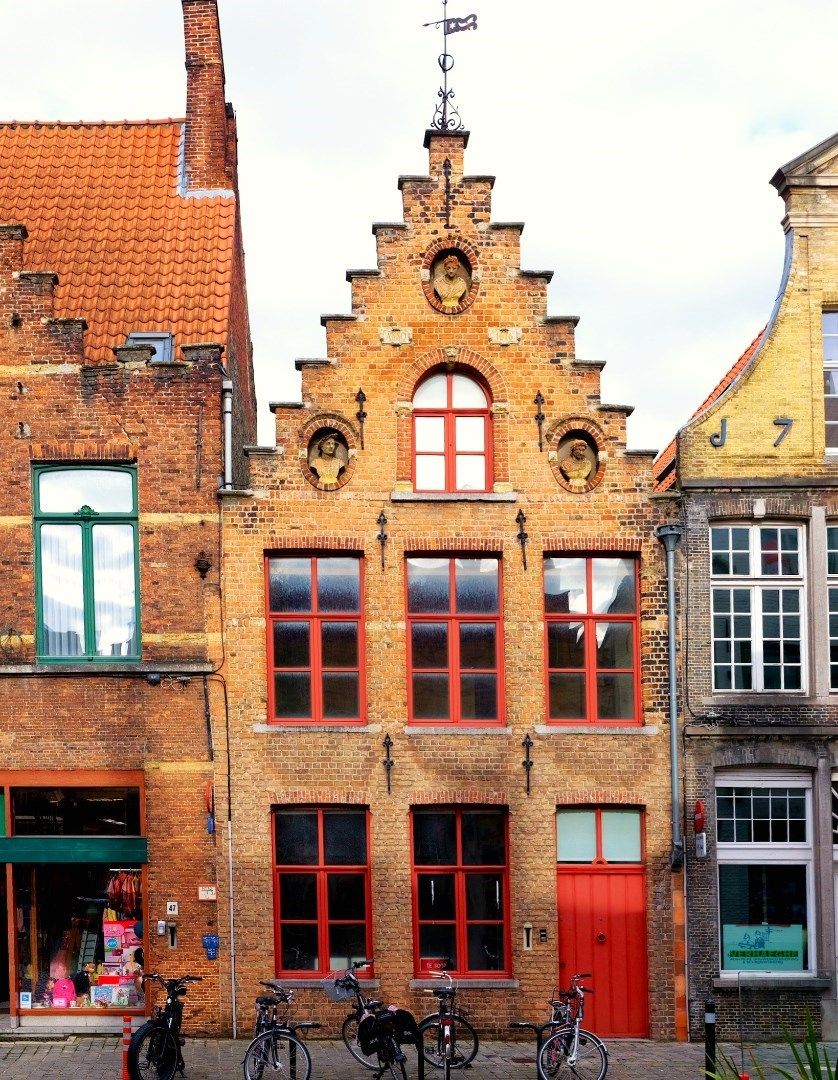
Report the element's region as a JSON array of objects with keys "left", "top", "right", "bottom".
[
  {"left": 217, "top": 487, "right": 253, "bottom": 498},
  {"left": 410, "top": 979, "right": 519, "bottom": 991},
  {"left": 253, "top": 723, "right": 382, "bottom": 734},
  {"left": 534, "top": 724, "right": 660, "bottom": 736},
  {"left": 404, "top": 726, "right": 512, "bottom": 737},
  {"left": 713, "top": 976, "right": 830, "bottom": 991},
  {"left": 0, "top": 661, "right": 213, "bottom": 676},
  {"left": 279, "top": 979, "right": 380, "bottom": 991},
  {"left": 391, "top": 492, "right": 518, "bottom": 503}
]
